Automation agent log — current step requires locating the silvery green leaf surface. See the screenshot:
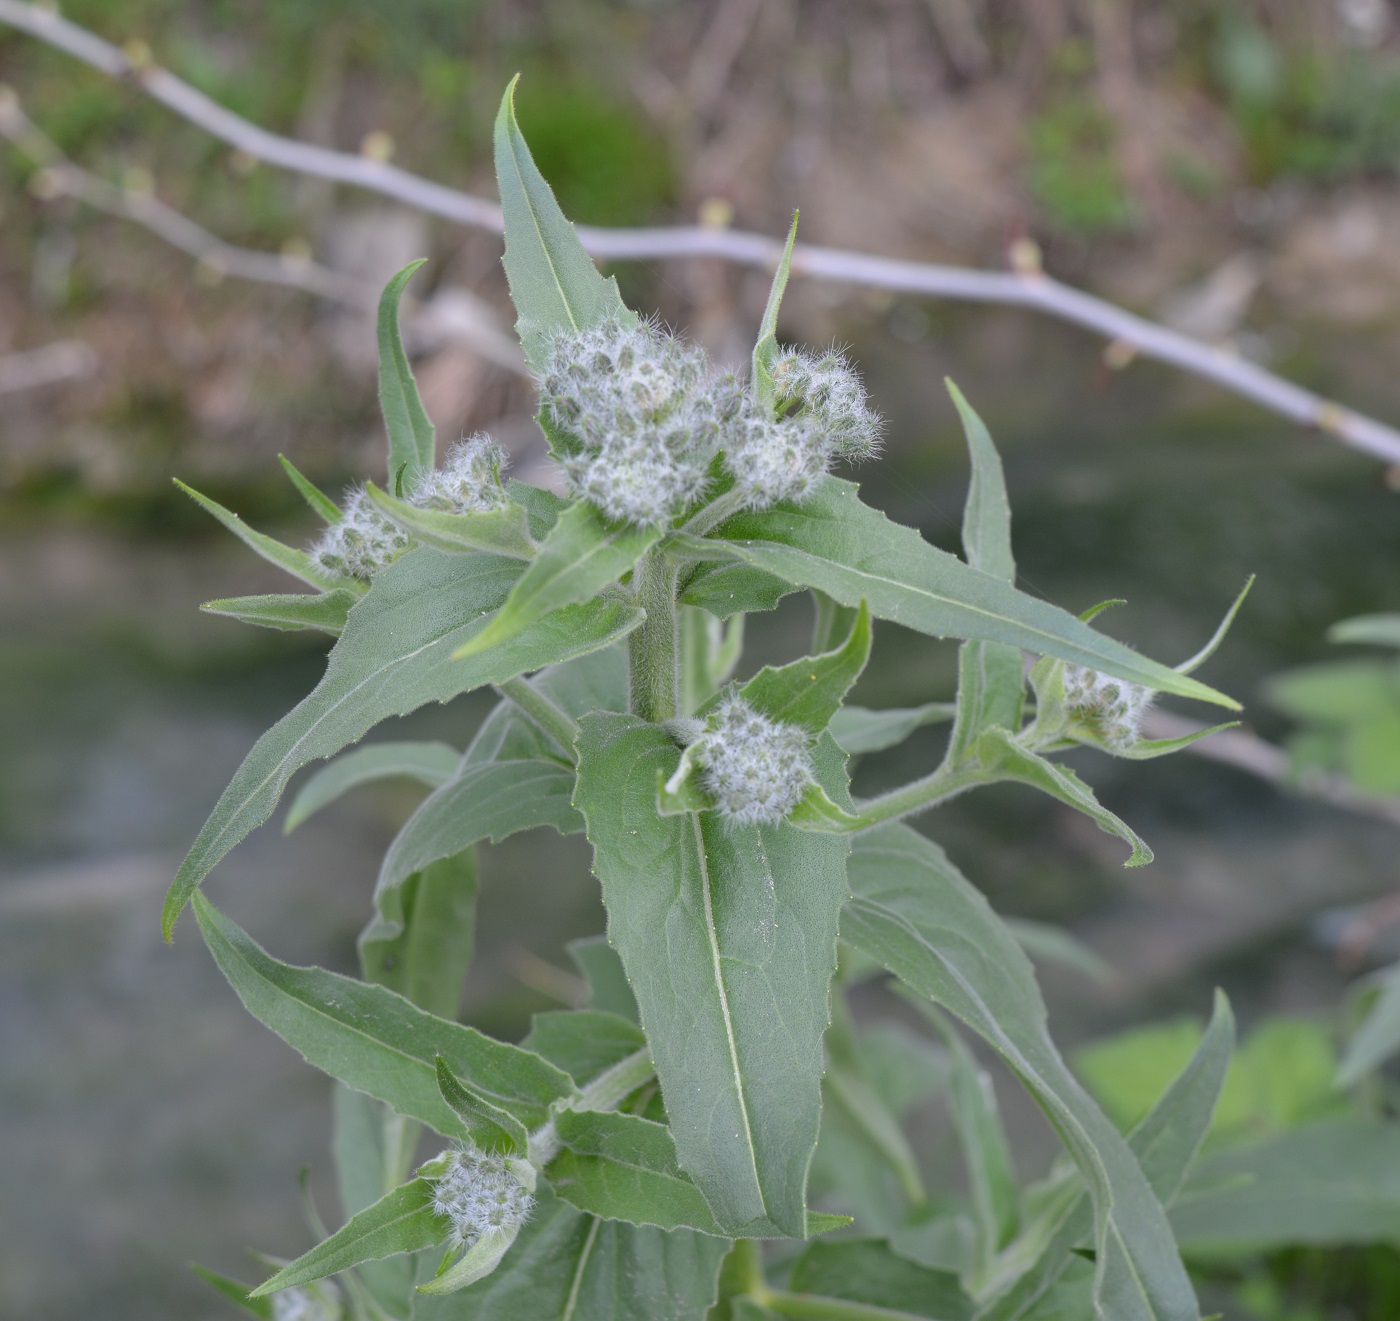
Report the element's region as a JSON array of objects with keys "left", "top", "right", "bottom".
[
  {"left": 1002, "top": 919, "right": 1112, "bottom": 985},
  {"left": 190, "top": 1264, "right": 273, "bottom": 1319},
  {"left": 522, "top": 1010, "right": 648, "bottom": 1087},
  {"left": 739, "top": 600, "right": 871, "bottom": 735},
  {"left": 1339, "top": 959, "right": 1400, "bottom": 1085},
  {"left": 285, "top": 740, "right": 460, "bottom": 832},
  {"left": 413, "top": 1187, "right": 728, "bottom": 1320},
  {"left": 549, "top": 1110, "right": 725, "bottom": 1234},
  {"left": 365, "top": 482, "right": 536, "bottom": 560},
  {"left": 752, "top": 214, "right": 798, "bottom": 409},
  {"left": 165, "top": 547, "right": 641, "bottom": 939},
  {"left": 418, "top": 1224, "right": 520, "bottom": 1296},
  {"left": 436, "top": 1056, "right": 530, "bottom": 1155},
  {"left": 567, "top": 936, "right": 641, "bottom": 1024},
  {"left": 574, "top": 714, "right": 850, "bottom": 1238},
  {"left": 842, "top": 825, "right": 1201, "bottom": 1321},
  {"left": 278, "top": 453, "right": 344, "bottom": 523},
  {"left": 493, "top": 78, "right": 635, "bottom": 370},
  {"left": 252, "top": 1178, "right": 444, "bottom": 1298},
  {"left": 678, "top": 562, "right": 796, "bottom": 618},
  {"left": 377, "top": 260, "right": 436, "bottom": 488},
  {"left": 788, "top": 1238, "right": 974, "bottom": 1320},
  {"left": 706, "top": 480, "right": 1236, "bottom": 710},
  {"left": 193, "top": 893, "right": 574, "bottom": 1135},
  {"left": 1329, "top": 612, "right": 1400, "bottom": 649},
  {"left": 202, "top": 589, "right": 359, "bottom": 636},
  {"left": 456, "top": 503, "right": 661, "bottom": 660},
  {"left": 828, "top": 702, "right": 956, "bottom": 755}
]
